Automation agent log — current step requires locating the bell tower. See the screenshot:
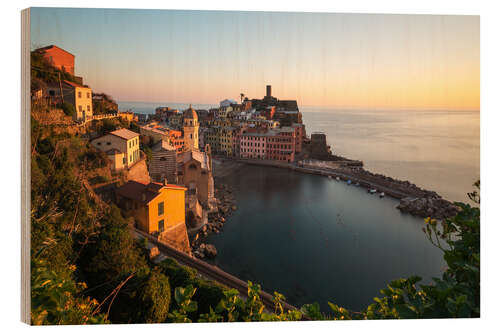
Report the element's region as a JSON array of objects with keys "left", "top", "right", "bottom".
[{"left": 183, "top": 105, "right": 199, "bottom": 151}]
